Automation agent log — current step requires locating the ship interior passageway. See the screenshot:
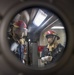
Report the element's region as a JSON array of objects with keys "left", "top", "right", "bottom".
[{"left": 7, "top": 8, "right": 66, "bottom": 67}]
